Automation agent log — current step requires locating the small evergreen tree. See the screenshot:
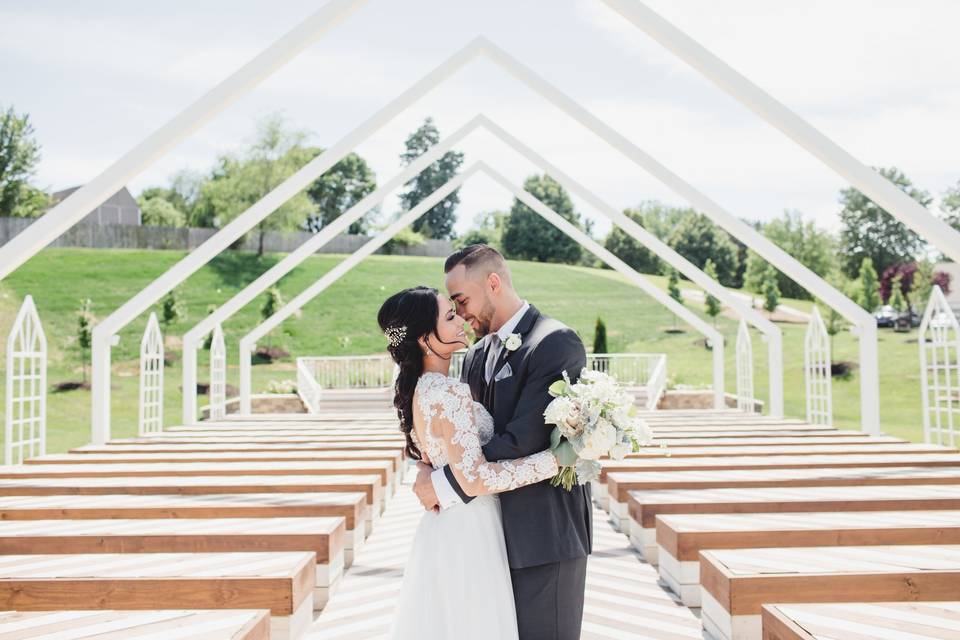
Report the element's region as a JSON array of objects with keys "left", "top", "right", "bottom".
[
  {"left": 160, "top": 288, "right": 186, "bottom": 328},
  {"left": 857, "top": 257, "right": 881, "bottom": 312},
  {"left": 667, "top": 268, "right": 683, "bottom": 331},
  {"left": 889, "top": 273, "right": 907, "bottom": 312},
  {"left": 261, "top": 287, "right": 284, "bottom": 347},
  {"left": 593, "top": 317, "right": 608, "bottom": 354},
  {"left": 202, "top": 304, "right": 217, "bottom": 350},
  {"left": 703, "top": 259, "right": 721, "bottom": 326},
  {"left": 76, "top": 299, "right": 94, "bottom": 383},
  {"left": 762, "top": 271, "right": 780, "bottom": 315}
]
